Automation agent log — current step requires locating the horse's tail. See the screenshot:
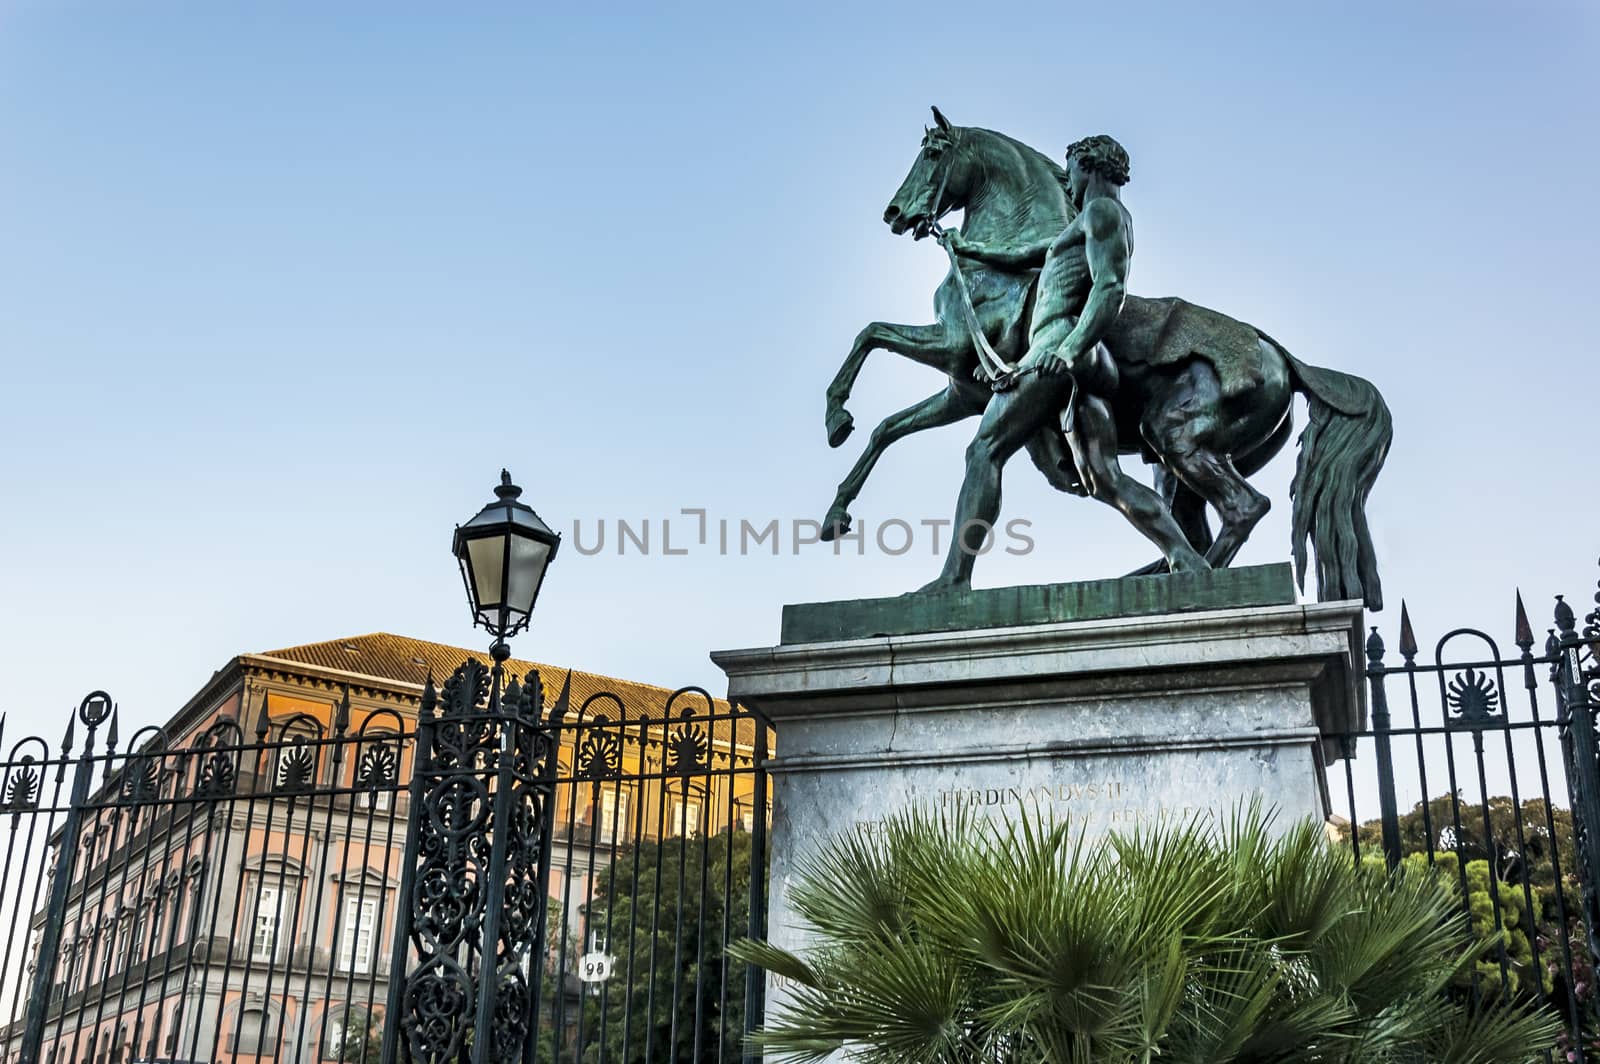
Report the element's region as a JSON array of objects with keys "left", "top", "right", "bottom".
[{"left": 1266, "top": 334, "right": 1392, "bottom": 611}]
